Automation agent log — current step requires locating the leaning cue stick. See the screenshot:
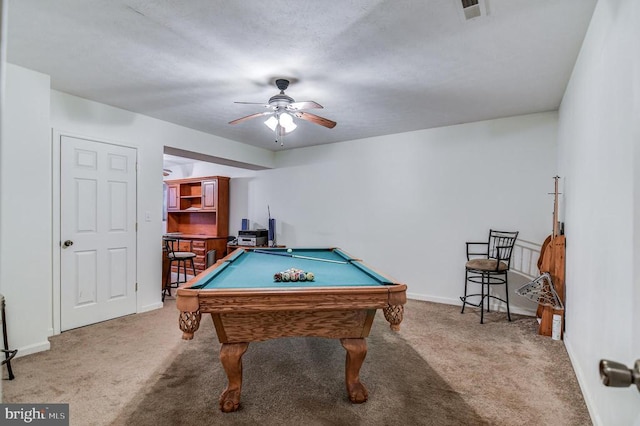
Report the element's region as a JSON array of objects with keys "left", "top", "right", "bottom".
[
  {"left": 552, "top": 175, "right": 560, "bottom": 239},
  {"left": 253, "top": 250, "right": 348, "bottom": 264}
]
